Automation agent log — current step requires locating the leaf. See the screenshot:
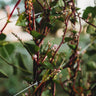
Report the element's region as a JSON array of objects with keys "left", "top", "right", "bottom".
[
  {"left": 86, "top": 49, "right": 96, "bottom": 56},
  {"left": 16, "top": 53, "right": 27, "bottom": 70},
  {"left": 4, "top": 44, "right": 15, "bottom": 55},
  {"left": 44, "top": 62, "right": 53, "bottom": 69},
  {"left": 0, "top": 44, "right": 14, "bottom": 57},
  {"left": 72, "top": 30, "right": 77, "bottom": 34},
  {"left": 76, "top": 7, "right": 80, "bottom": 11},
  {"left": 24, "top": 43, "right": 39, "bottom": 55},
  {"left": 86, "top": 61, "right": 96, "bottom": 71},
  {"left": 16, "top": 12, "right": 27, "bottom": 27},
  {"left": 58, "top": 0, "right": 64, "bottom": 7},
  {"left": 50, "top": 8, "right": 60, "bottom": 16},
  {"left": 42, "top": 90, "right": 50, "bottom": 96},
  {"left": 57, "top": 17, "right": 64, "bottom": 22},
  {"left": 31, "top": 30, "right": 45, "bottom": 39},
  {"left": 68, "top": 44, "right": 76, "bottom": 50},
  {"left": 70, "top": 17, "right": 77, "bottom": 25},
  {"left": 0, "top": 41, "right": 9, "bottom": 47},
  {"left": 13, "top": 66, "right": 17, "bottom": 75},
  {"left": 82, "top": 6, "right": 96, "bottom": 19},
  {"left": 65, "top": 37, "right": 73, "bottom": 42},
  {"left": 23, "top": 76, "right": 33, "bottom": 83},
  {"left": 0, "top": 33, "right": 6, "bottom": 41},
  {"left": 36, "top": 17, "right": 42, "bottom": 24},
  {"left": 0, "top": 69, "right": 8, "bottom": 78},
  {"left": 86, "top": 19, "right": 96, "bottom": 34},
  {"left": 50, "top": 1, "right": 58, "bottom": 7}
]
